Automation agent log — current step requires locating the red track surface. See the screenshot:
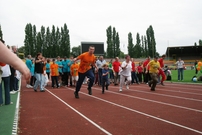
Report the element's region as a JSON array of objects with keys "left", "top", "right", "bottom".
[{"left": 18, "top": 80, "right": 202, "bottom": 135}]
